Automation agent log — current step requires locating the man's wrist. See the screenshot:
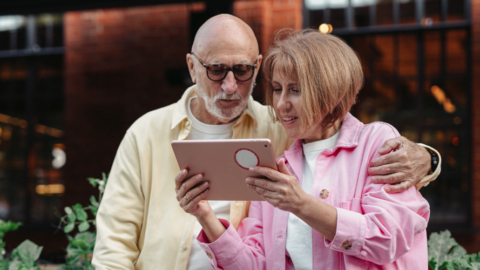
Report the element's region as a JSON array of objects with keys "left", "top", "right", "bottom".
[{"left": 425, "top": 147, "right": 439, "bottom": 175}]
